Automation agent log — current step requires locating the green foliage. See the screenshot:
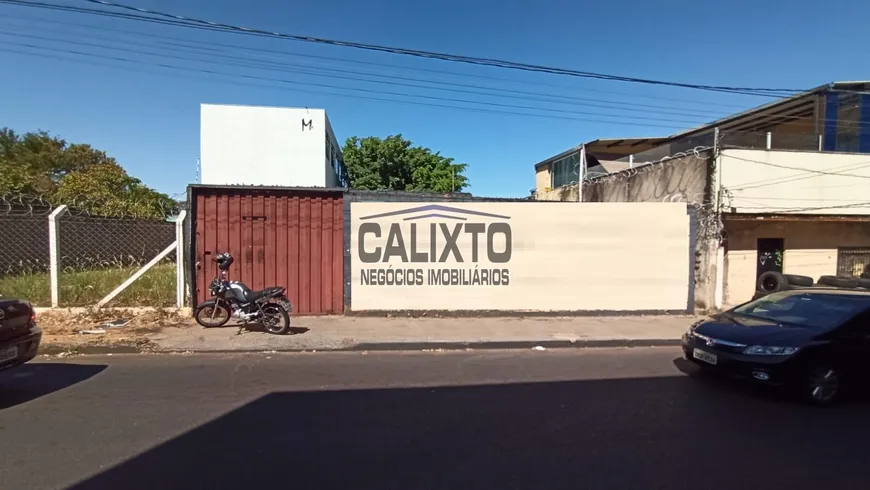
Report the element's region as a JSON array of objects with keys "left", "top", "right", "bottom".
[
  {"left": 0, "top": 127, "right": 176, "bottom": 218},
  {"left": 53, "top": 163, "right": 177, "bottom": 219},
  {"left": 342, "top": 134, "right": 469, "bottom": 192}
]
